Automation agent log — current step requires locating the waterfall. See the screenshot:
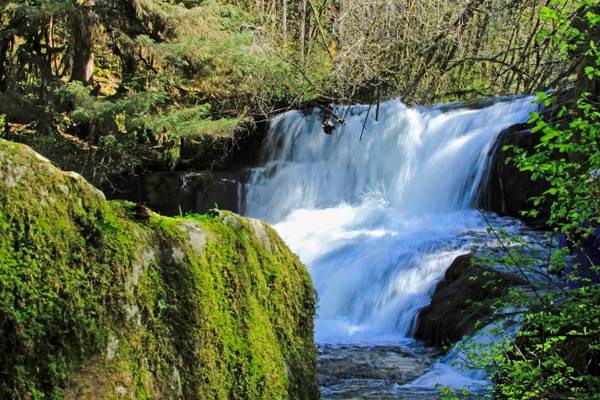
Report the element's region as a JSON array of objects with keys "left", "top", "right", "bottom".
[{"left": 244, "top": 96, "right": 538, "bottom": 344}]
